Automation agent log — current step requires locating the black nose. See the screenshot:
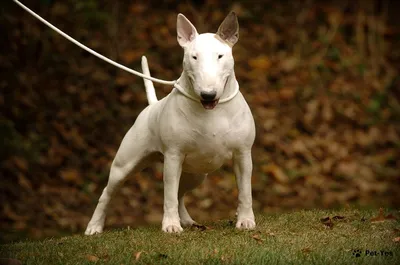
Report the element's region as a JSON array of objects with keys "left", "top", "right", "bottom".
[{"left": 200, "top": 91, "right": 217, "bottom": 101}]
